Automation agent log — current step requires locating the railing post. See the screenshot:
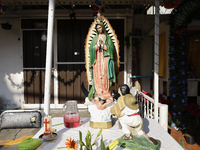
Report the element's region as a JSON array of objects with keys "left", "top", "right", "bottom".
[{"left": 159, "top": 104, "right": 168, "bottom": 131}]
